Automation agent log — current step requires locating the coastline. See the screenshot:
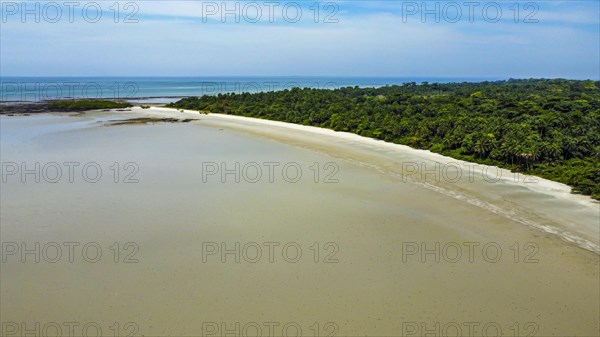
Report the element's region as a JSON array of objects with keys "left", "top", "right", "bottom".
[
  {"left": 138, "top": 106, "right": 600, "bottom": 254},
  {"left": 2, "top": 109, "right": 599, "bottom": 335},
  {"left": 2, "top": 106, "right": 598, "bottom": 253},
  {"left": 148, "top": 106, "right": 598, "bottom": 205}
]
